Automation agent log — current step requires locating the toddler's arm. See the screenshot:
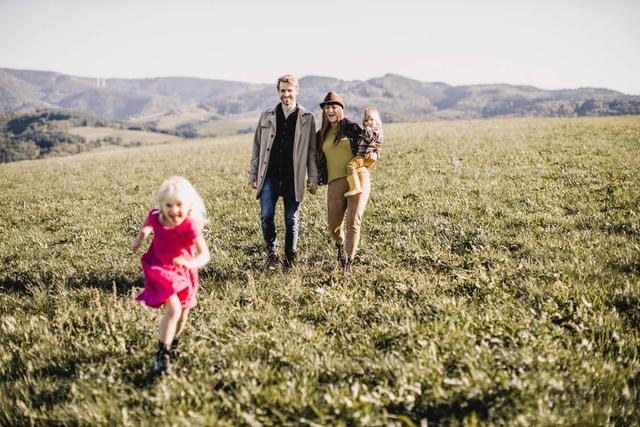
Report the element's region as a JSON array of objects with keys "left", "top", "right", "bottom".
[
  {"left": 173, "top": 236, "right": 211, "bottom": 269},
  {"left": 131, "top": 218, "right": 152, "bottom": 251},
  {"left": 364, "top": 127, "right": 383, "bottom": 160},
  {"left": 369, "top": 127, "right": 383, "bottom": 144}
]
